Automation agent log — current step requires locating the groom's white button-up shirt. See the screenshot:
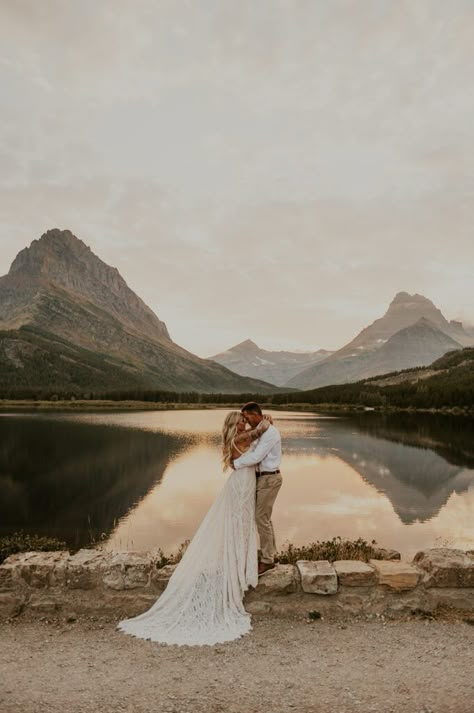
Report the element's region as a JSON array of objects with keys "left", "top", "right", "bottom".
[{"left": 233, "top": 424, "right": 282, "bottom": 471}]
